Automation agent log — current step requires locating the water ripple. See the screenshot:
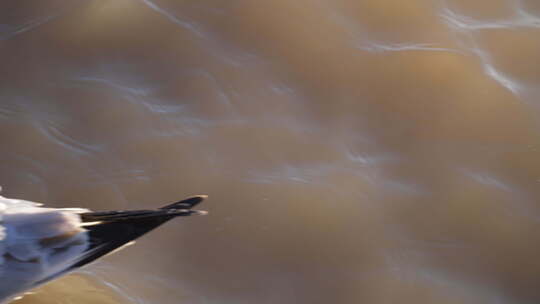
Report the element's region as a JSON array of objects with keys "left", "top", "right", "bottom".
[
  {"left": 359, "top": 42, "right": 468, "bottom": 55},
  {"left": 35, "top": 120, "right": 104, "bottom": 155},
  {"left": 0, "top": 1, "right": 86, "bottom": 41},
  {"left": 0, "top": 14, "right": 58, "bottom": 41},
  {"left": 441, "top": 6, "right": 525, "bottom": 96},
  {"left": 441, "top": 6, "right": 540, "bottom": 30},
  {"left": 138, "top": 0, "right": 205, "bottom": 38},
  {"left": 73, "top": 76, "right": 155, "bottom": 97},
  {"left": 137, "top": 0, "right": 261, "bottom": 67}
]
